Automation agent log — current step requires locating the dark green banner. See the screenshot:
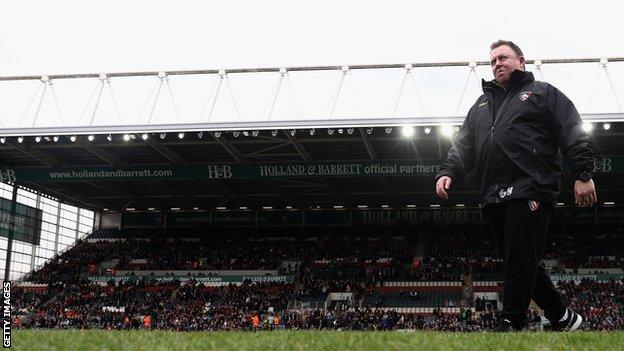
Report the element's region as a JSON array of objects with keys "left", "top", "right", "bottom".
[
  {"left": 120, "top": 206, "right": 621, "bottom": 229},
  {"left": 163, "top": 211, "right": 305, "bottom": 227},
  {"left": 5, "top": 161, "right": 439, "bottom": 182},
  {"left": 550, "top": 273, "right": 624, "bottom": 282},
  {"left": 5, "top": 157, "right": 620, "bottom": 182},
  {"left": 0, "top": 198, "right": 42, "bottom": 245},
  {"left": 480, "top": 274, "right": 624, "bottom": 282},
  {"left": 352, "top": 209, "right": 483, "bottom": 225}
]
